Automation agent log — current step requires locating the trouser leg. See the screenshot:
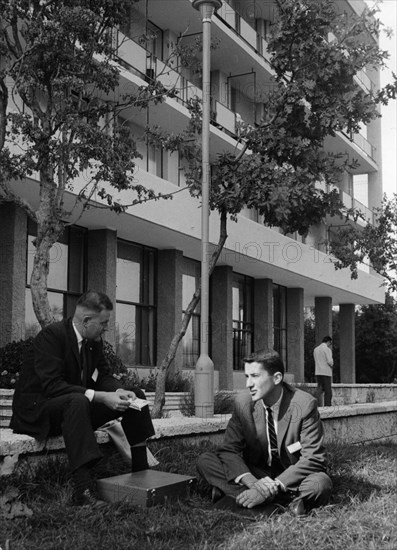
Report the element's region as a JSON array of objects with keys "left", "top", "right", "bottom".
[
  {"left": 197, "top": 451, "right": 244, "bottom": 498},
  {"left": 297, "top": 472, "right": 333, "bottom": 509},
  {"left": 197, "top": 451, "right": 273, "bottom": 499},
  {"left": 46, "top": 393, "right": 102, "bottom": 473},
  {"left": 315, "top": 376, "right": 323, "bottom": 406},
  {"left": 90, "top": 388, "right": 155, "bottom": 445},
  {"left": 323, "top": 377, "right": 332, "bottom": 406}
]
